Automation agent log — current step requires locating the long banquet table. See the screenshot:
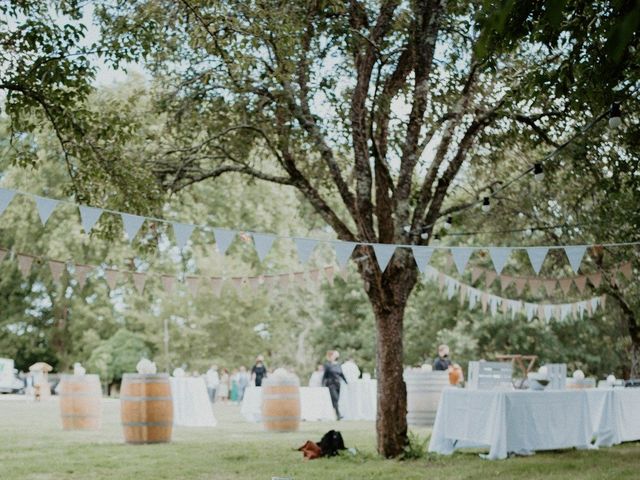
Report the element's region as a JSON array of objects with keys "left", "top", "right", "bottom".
[
  {"left": 241, "top": 386, "right": 336, "bottom": 422},
  {"left": 169, "top": 377, "right": 217, "bottom": 427},
  {"left": 429, "top": 387, "right": 640, "bottom": 460}
]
